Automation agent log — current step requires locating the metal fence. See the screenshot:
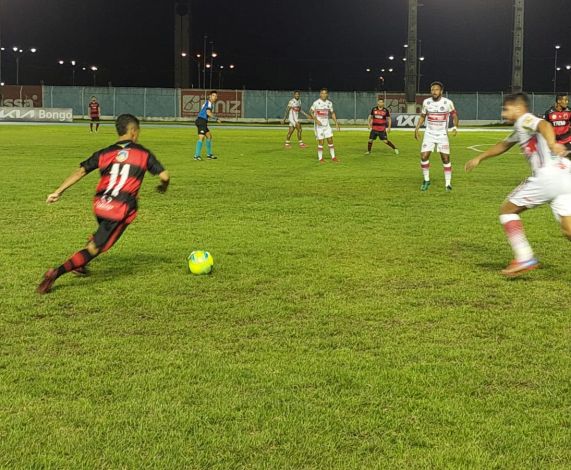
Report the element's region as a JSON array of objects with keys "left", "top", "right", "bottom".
[{"left": 19, "top": 86, "right": 563, "bottom": 121}]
